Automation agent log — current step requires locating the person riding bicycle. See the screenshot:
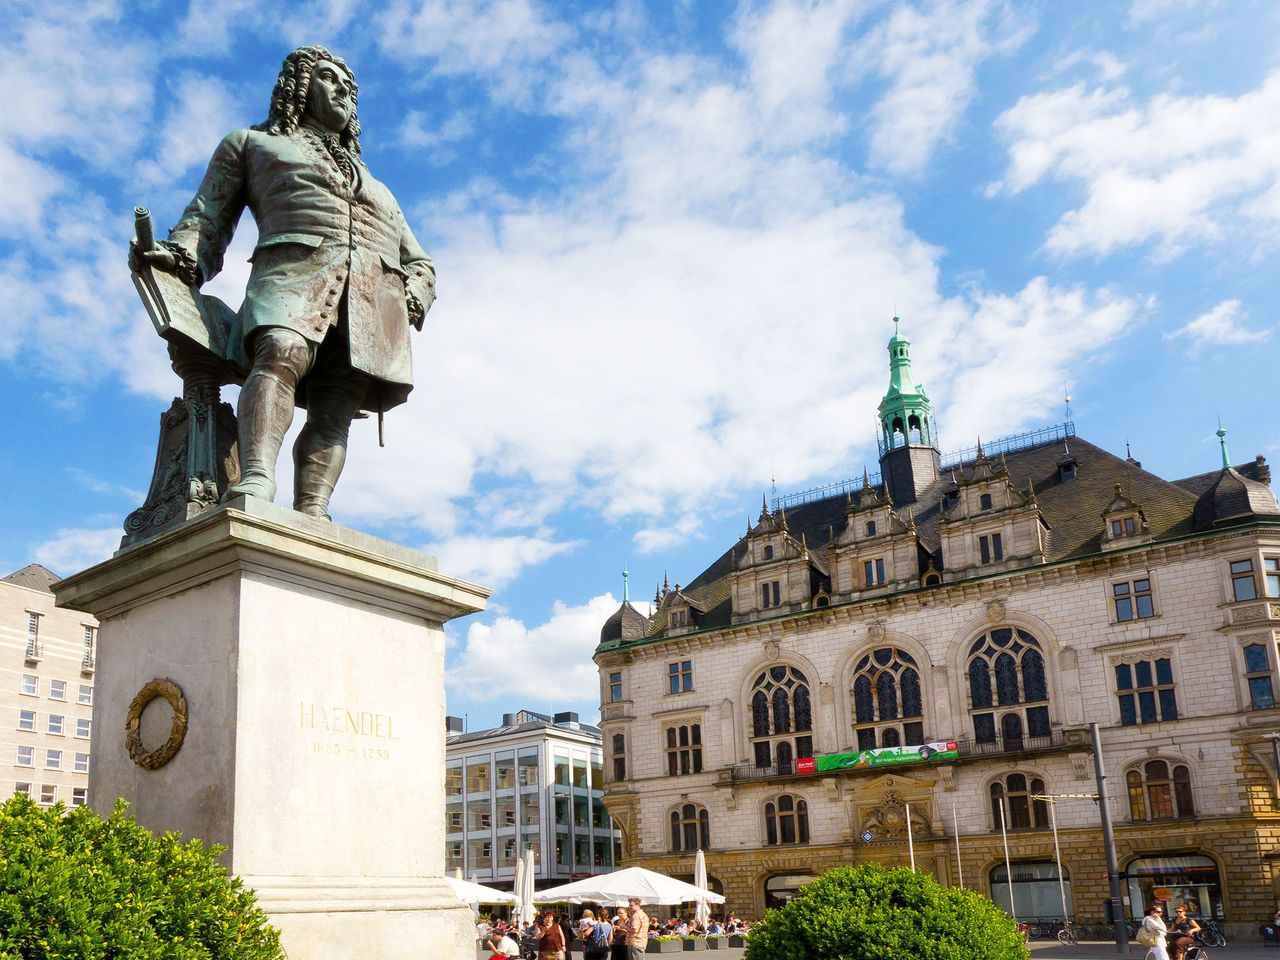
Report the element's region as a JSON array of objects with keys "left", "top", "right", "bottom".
[{"left": 1167, "top": 905, "right": 1200, "bottom": 960}]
